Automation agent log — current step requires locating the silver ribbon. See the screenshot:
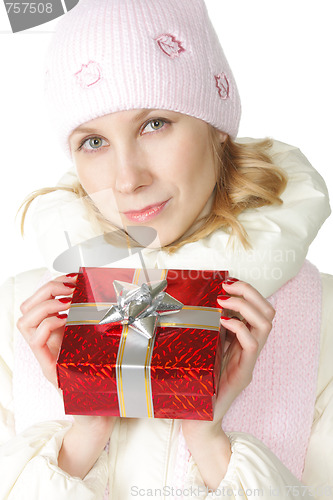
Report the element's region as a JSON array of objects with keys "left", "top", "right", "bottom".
[{"left": 99, "top": 279, "right": 183, "bottom": 339}]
